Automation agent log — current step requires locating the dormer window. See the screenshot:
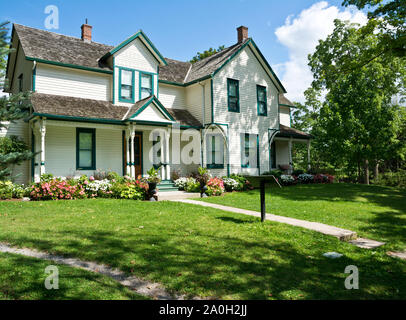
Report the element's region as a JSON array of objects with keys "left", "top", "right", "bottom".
[
  {"left": 119, "top": 68, "right": 134, "bottom": 103},
  {"left": 140, "top": 72, "right": 153, "bottom": 99}
]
